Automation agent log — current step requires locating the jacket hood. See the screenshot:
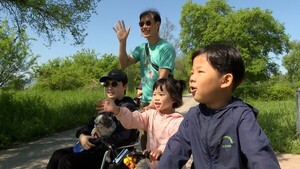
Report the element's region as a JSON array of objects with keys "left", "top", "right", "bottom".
[{"left": 195, "top": 97, "right": 259, "bottom": 118}]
